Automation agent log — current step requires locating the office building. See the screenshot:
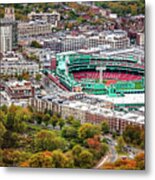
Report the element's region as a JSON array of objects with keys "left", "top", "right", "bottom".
[{"left": 0, "top": 7, "right": 18, "bottom": 52}]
